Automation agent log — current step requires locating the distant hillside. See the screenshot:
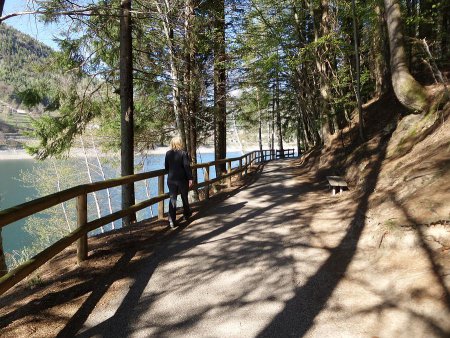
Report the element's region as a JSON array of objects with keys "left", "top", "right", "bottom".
[{"left": 0, "top": 24, "right": 53, "bottom": 106}]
